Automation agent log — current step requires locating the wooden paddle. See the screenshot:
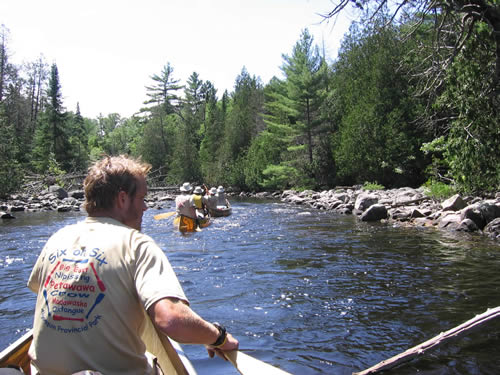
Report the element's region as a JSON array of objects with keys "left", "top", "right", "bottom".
[
  {"left": 224, "top": 350, "right": 292, "bottom": 375},
  {"left": 154, "top": 211, "right": 176, "bottom": 220}
]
